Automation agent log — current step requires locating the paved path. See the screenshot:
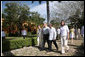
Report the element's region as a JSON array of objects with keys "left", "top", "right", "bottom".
[{"left": 1, "top": 39, "right": 84, "bottom": 56}]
